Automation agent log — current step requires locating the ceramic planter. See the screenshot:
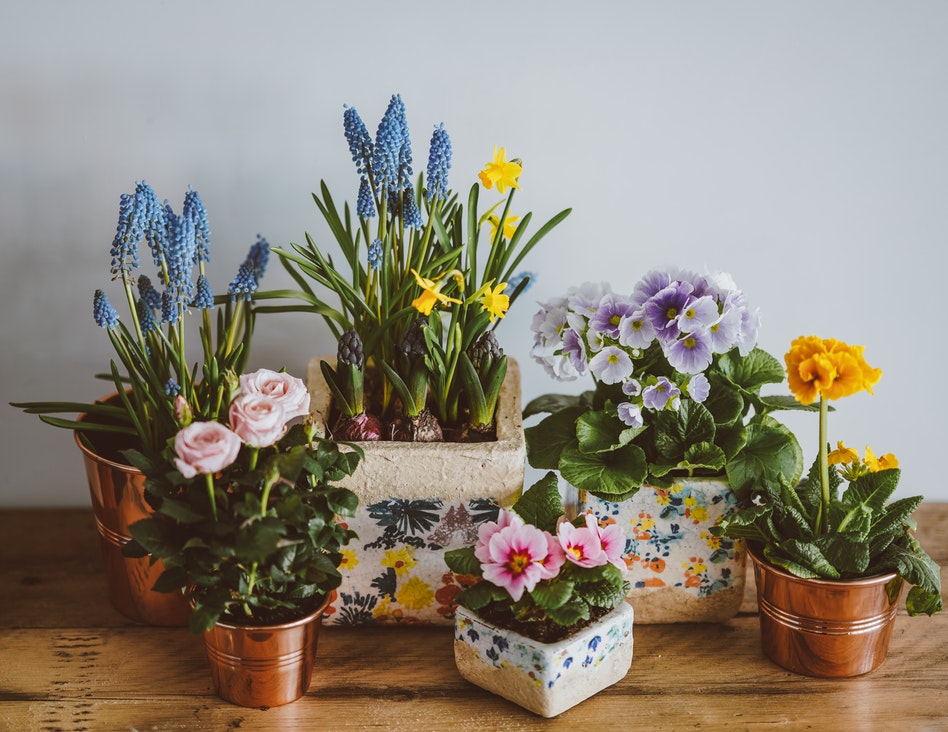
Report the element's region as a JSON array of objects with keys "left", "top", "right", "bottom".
[
  {"left": 308, "top": 357, "right": 525, "bottom": 625},
  {"left": 749, "top": 544, "right": 904, "bottom": 677},
  {"left": 579, "top": 477, "right": 745, "bottom": 623},
  {"left": 74, "top": 427, "right": 190, "bottom": 626},
  {"left": 454, "top": 602, "right": 634, "bottom": 717},
  {"left": 203, "top": 593, "right": 334, "bottom": 707}
]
